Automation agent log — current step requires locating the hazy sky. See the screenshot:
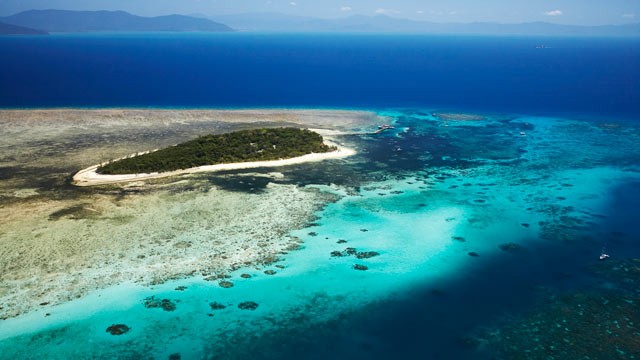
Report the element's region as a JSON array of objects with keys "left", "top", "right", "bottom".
[{"left": 1, "top": 0, "right": 638, "bottom": 25}]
